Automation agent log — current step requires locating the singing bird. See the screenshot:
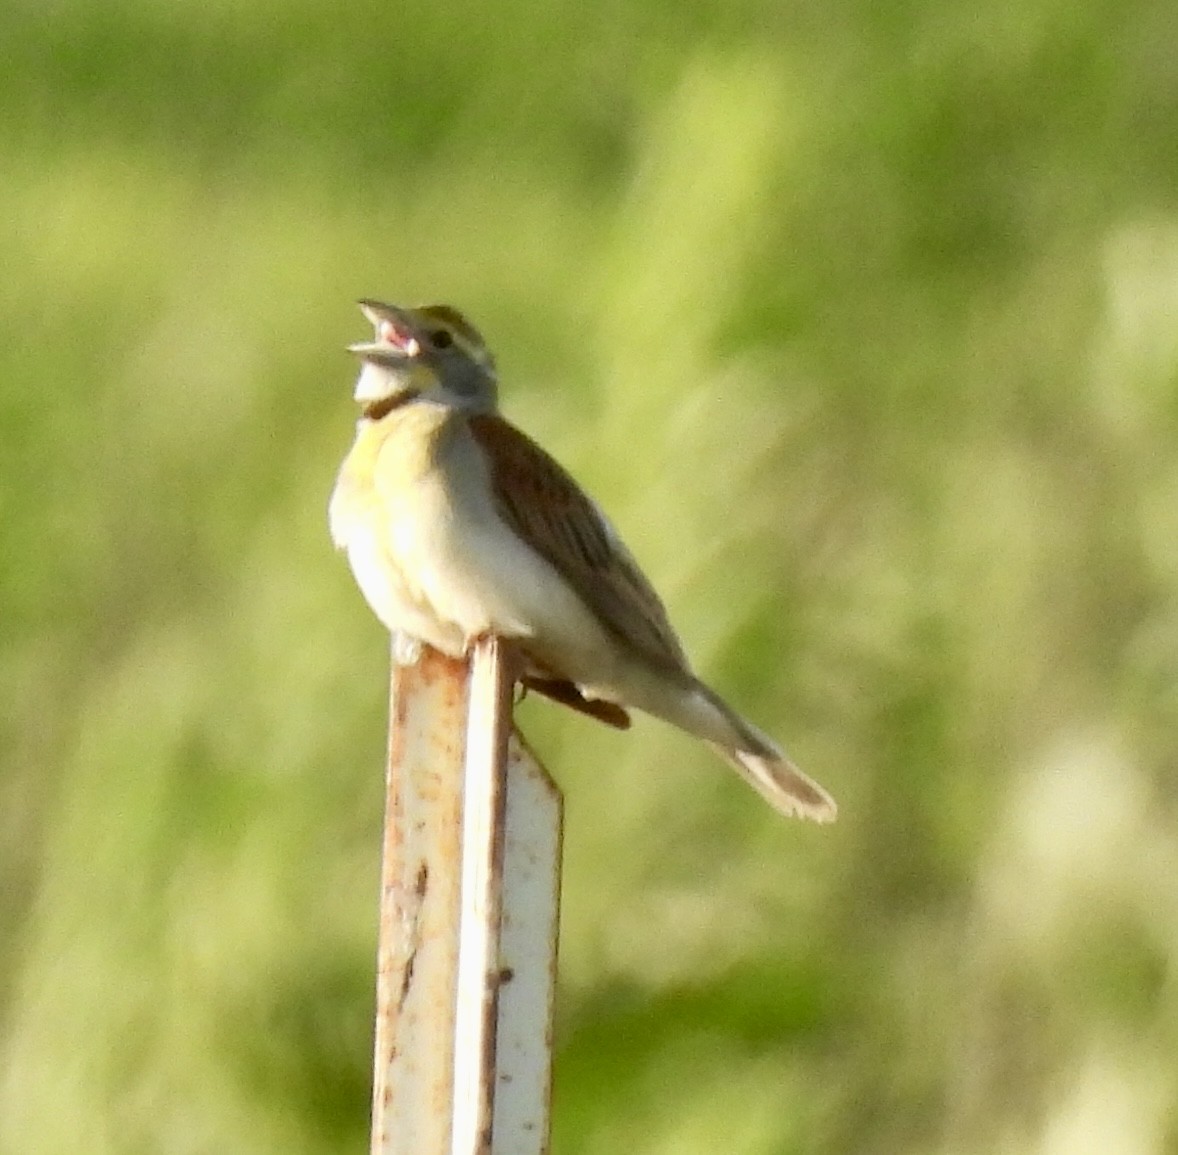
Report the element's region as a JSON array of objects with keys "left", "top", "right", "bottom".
[{"left": 328, "top": 301, "right": 836, "bottom": 822}]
